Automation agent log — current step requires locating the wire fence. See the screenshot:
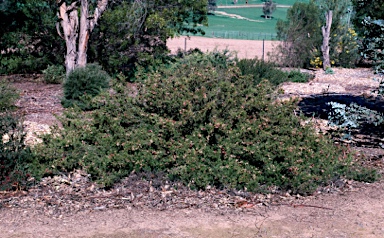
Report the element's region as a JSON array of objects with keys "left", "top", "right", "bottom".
[{"left": 200, "top": 31, "right": 278, "bottom": 40}]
